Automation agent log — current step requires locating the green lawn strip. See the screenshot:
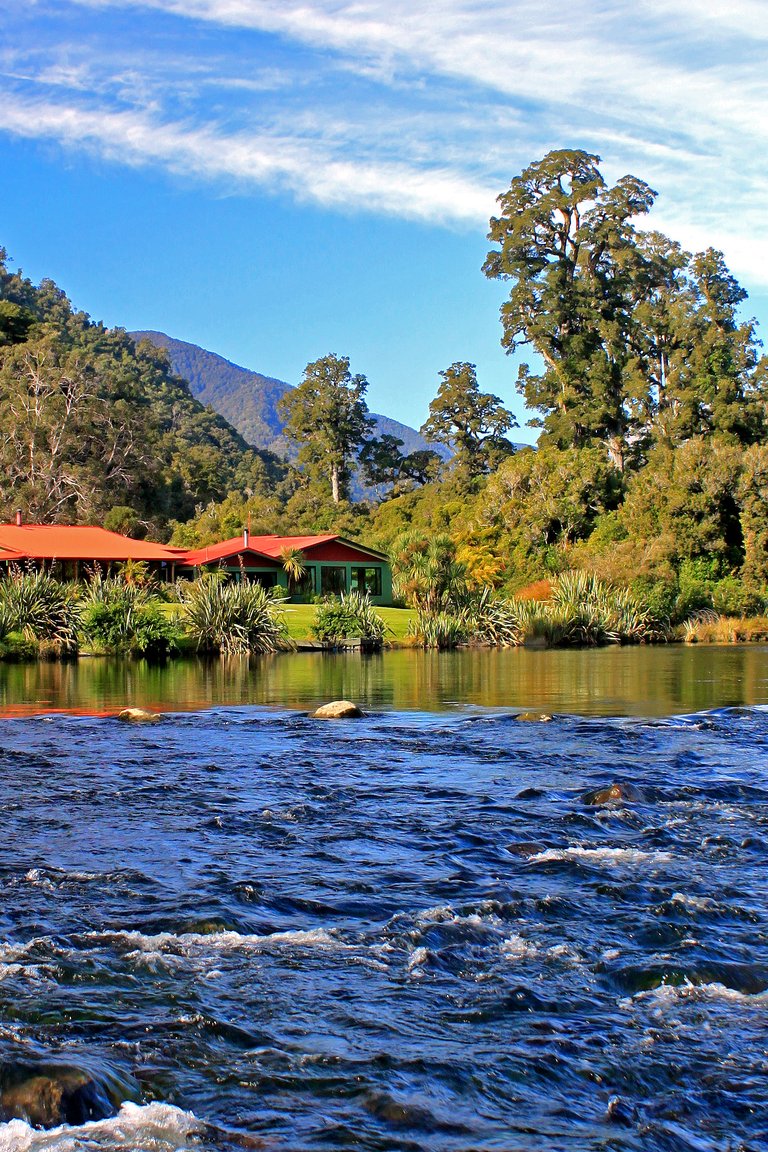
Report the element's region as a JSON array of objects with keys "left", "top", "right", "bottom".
[
  {"left": 158, "top": 599, "right": 415, "bottom": 645},
  {"left": 280, "top": 604, "right": 415, "bottom": 643}
]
